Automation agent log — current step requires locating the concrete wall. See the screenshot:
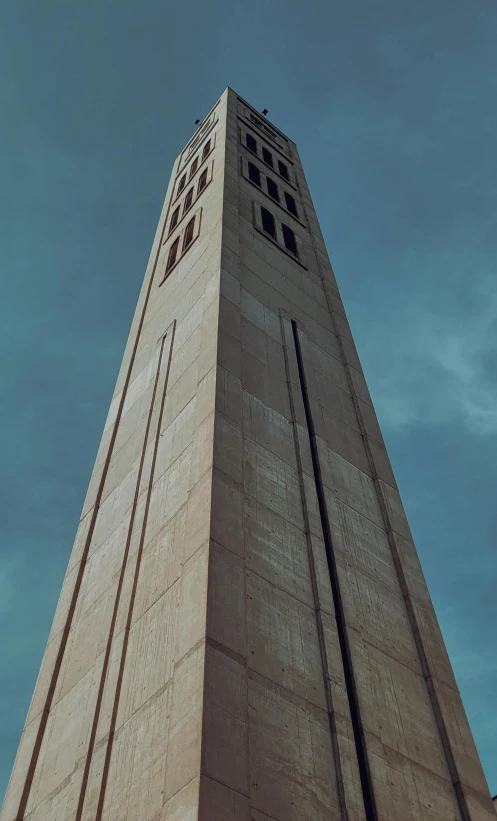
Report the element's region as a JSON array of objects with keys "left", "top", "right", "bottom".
[
  {"left": 204, "top": 88, "right": 494, "bottom": 821},
  {"left": 1, "top": 91, "right": 228, "bottom": 821},
  {"left": 1, "top": 87, "right": 493, "bottom": 821}
]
